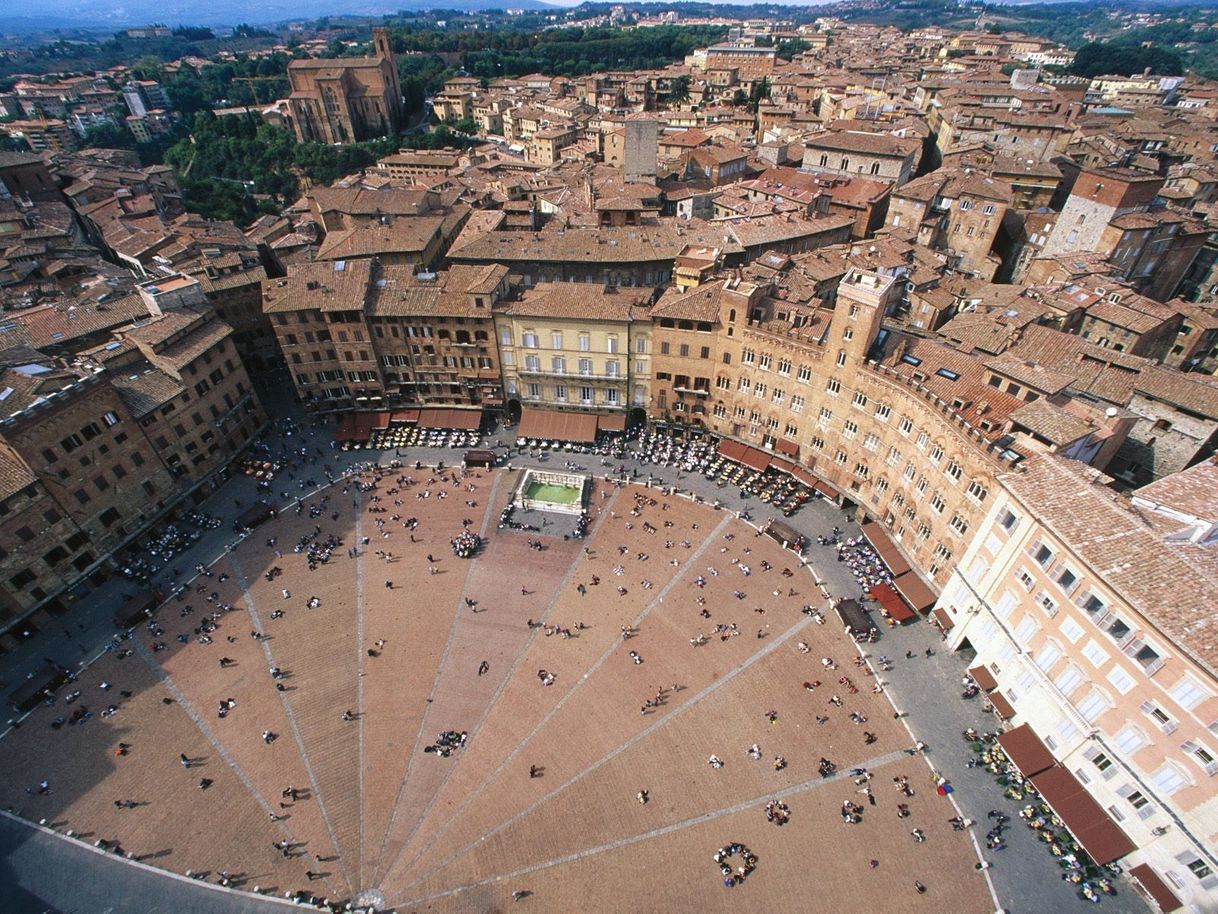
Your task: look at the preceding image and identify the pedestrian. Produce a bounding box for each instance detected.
[306,871,320,881]
[478,660,489,676]
[179,753,190,769]
[914,881,926,894]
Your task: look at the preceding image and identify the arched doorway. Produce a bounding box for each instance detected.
[506,399,522,424]
[628,407,648,432]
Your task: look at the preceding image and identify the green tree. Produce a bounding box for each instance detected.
[1069,41,1184,78]
[748,77,771,114]
[665,75,691,107]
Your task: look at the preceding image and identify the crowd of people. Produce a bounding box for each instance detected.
[836,538,895,591]
[450,530,481,558]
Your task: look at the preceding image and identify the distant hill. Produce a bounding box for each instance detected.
[3,0,557,30]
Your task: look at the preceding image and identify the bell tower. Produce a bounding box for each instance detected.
[372,27,404,132]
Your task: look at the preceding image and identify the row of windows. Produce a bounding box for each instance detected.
[509,381,634,406]
[510,331,645,354]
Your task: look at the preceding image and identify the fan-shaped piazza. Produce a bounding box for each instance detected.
[0,467,989,913]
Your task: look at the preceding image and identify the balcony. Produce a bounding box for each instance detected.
[673,385,711,397]
[517,366,624,382]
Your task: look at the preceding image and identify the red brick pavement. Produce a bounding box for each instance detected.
[0,474,991,912]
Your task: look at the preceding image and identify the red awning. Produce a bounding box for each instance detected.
[597,413,626,433]
[391,409,420,423]
[987,691,1016,720]
[869,583,915,623]
[931,606,955,630]
[769,456,794,474]
[518,408,598,443]
[1129,864,1183,912]
[717,439,749,464]
[371,411,391,430]
[893,570,937,613]
[740,447,772,472]
[996,723,1055,777]
[775,437,799,457]
[815,479,841,501]
[1030,766,1136,866]
[353,413,377,438]
[859,520,911,577]
[418,408,481,430]
[968,664,998,692]
[792,467,818,488]
[335,415,359,442]
[449,409,482,430]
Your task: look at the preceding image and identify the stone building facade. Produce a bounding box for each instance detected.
[287,28,404,144]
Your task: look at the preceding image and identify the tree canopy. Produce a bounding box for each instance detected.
[1069,41,1184,78]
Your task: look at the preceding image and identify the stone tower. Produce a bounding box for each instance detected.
[830,268,899,372]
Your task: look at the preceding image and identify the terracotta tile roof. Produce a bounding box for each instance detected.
[1008,397,1096,445]
[366,263,506,318]
[1002,453,1218,677]
[0,292,145,350]
[109,366,185,417]
[804,130,920,158]
[651,281,727,323]
[261,260,373,314]
[0,447,36,501]
[504,282,651,322]
[450,222,744,265]
[880,334,1027,439]
[985,352,1076,395]
[1007,324,1218,417]
[1134,457,1218,523]
[316,214,447,260]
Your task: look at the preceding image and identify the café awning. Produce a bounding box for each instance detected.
[987,691,1016,720]
[335,414,359,443]
[740,447,772,472]
[968,664,998,692]
[518,408,598,443]
[765,520,802,549]
[859,520,911,577]
[893,570,937,613]
[776,438,800,457]
[814,479,841,501]
[792,467,818,488]
[717,439,749,463]
[390,408,420,424]
[835,598,872,634]
[769,457,795,474]
[931,606,955,630]
[869,582,916,623]
[418,408,482,430]
[597,413,626,433]
[371,411,391,430]
[996,723,1055,777]
[1129,864,1183,912]
[1030,766,1136,866]
[463,449,496,467]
